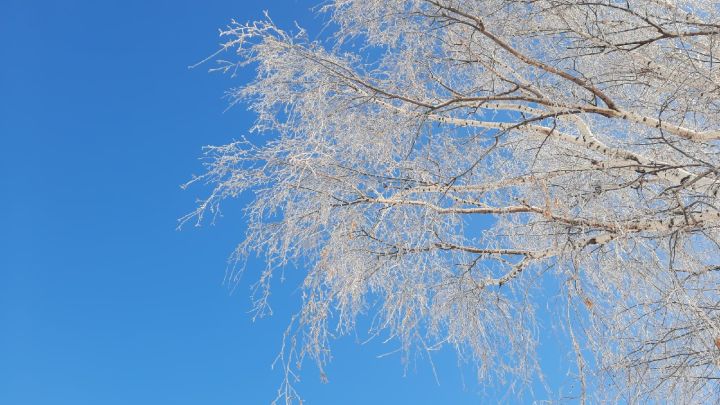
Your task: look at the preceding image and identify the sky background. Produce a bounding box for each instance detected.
[1,1,571,404]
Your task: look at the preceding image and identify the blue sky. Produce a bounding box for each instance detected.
[1,1,570,404]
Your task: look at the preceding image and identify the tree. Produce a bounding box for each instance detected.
[185,1,720,403]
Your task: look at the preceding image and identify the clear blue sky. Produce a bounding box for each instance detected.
[1,1,570,404]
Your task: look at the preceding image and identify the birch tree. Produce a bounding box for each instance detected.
[185,1,720,402]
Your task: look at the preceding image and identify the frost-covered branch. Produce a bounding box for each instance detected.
[187,1,720,403]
